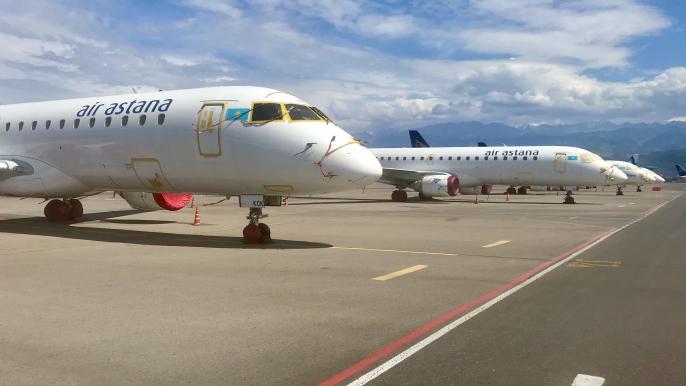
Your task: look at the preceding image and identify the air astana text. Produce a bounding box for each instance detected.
[484,149,540,156]
[76,99,173,117]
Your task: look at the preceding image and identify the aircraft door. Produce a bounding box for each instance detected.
[554,153,566,173]
[196,103,225,157]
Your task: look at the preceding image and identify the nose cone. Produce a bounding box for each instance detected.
[344,144,383,186]
[611,168,628,184]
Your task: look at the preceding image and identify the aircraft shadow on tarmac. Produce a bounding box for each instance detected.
[288,196,599,205]
[0,210,331,250]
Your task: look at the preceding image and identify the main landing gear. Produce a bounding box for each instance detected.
[517,186,528,195]
[506,186,517,195]
[44,198,83,222]
[391,190,408,202]
[616,186,624,196]
[243,207,272,244]
[636,186,642,192]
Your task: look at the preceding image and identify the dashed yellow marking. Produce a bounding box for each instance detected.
[568,259,621,268]
[332,247,457,256]
[373,265,428,281]
[482,240,511,248]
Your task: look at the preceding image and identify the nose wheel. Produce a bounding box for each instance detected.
[616,187,624,196]
[44,198,84,222]
[243,207,272,244]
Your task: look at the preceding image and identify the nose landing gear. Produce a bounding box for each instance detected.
[616,187,624,196]
[44,198,84,222]
[243,207,271,244]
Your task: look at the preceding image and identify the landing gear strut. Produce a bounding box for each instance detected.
[243,207,271,244]
[636,186,642,192]
[517,186,528,195]
[44,198,83,222]
[506,186,517,195]
[616,187,624,196]
[391,190,408,202]
[563,190,576,204]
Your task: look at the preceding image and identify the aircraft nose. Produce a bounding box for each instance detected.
[342,144,383,186]
[611,168,628,184]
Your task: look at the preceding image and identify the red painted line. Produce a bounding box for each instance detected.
[319,229,615,386]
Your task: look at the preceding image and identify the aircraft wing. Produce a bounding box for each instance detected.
[379,167,450,187]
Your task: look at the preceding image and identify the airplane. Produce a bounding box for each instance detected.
[676,164,686,179]
[606,160,653,193]
[372,143,628,202]
[404,130,623,198]
[626,154,666,185]
[0,86,382,243]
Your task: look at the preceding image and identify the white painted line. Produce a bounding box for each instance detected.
[373,265,428,281]
[345,194,681,386]
[617,204,626,208]
[569,216,578,220]
[332,246,457,257]
[482,240,510,248]
[572,374,605,386]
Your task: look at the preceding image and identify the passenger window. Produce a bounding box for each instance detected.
[158,113,165,125]
[484,156,489,160]
[475,156,480,160]
[439,156,443,160]
[420,156,425,160]
[523,156,528,160]
[448,156,452,160]
[251,103,283,122]
[59,119,65,129]
[429,156,433,160]
[403,156,407,160]
[45,120,51,130]
[503,156,507,160]
[105,117,112,127]
[466,156,470,160]
[89,118,96,128]
[533,156,538,160]
[493,156,498,160]
[5,122,9,131]
[411,156,415,160]
[121,116,129,126]
[73,119,80,129]
[457,156,461,160]
[31,121,37,131]
[513,156,518,160]
[139,115,147,126]
[18,122,24,131]
[286,104,321,121]
[395,157,399,160]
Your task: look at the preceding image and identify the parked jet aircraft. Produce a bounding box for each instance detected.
[396,130,627,200]
[0,86,382,242]
[372,143,627,201]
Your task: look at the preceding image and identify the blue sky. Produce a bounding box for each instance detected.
[0,0,685,131]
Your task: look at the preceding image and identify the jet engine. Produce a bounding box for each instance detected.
[414,175,459,197]
[120,192,193,211]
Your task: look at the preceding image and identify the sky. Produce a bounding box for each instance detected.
[0,0,685,132]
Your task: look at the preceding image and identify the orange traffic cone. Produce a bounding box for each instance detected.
[193,206,201,226]
[283,196,289,207]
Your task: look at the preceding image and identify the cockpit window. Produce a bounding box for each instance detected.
[286,104,322,121]
[251,103,283,122]
[311,106,331,122]
[580,153,602,163]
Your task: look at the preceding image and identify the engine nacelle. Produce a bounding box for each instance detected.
[120,192,193,211]
[415,175,459,197]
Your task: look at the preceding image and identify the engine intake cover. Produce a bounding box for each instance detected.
[120,192,193,211]
[418,175,459,197]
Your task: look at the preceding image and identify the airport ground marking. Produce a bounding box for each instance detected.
[572,374,605,386]
[373,265,428,281]
[320,194,682,386]
[482,240,511,248]
[569,216,578,220]
[331,246,457,257]
[568,259,621,268]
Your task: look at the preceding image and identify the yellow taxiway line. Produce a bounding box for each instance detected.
[373,265,428,281]
[331,246,457,256]
[482,240,511,248]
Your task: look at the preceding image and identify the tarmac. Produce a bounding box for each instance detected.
[0,184,683,385]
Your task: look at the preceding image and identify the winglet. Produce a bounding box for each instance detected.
[409,130,430,148]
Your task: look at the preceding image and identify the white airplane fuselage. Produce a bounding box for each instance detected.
[0,86,381,198]
[372,146,625,190]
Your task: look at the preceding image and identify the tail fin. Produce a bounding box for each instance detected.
[629,154,639,165]
[676,164,686,177]
[477,142,488,147]
[409,130,430,148]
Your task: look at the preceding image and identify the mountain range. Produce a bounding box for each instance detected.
[354,121,686,178]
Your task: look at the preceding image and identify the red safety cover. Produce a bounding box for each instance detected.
[152,193,193,211]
